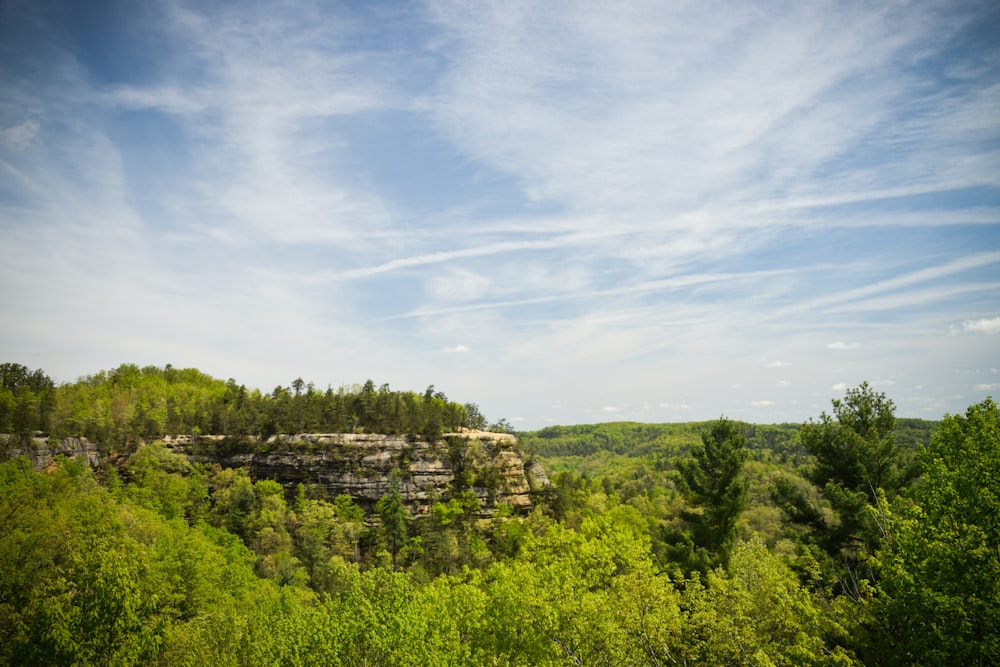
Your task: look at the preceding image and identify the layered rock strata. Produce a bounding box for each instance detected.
[167,430,548,514]
[2,430,548,515]
[2,434,101,470]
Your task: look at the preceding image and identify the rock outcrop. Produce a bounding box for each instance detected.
[167,430,548,515]
[2,429,549,515]
[1,434,101,470]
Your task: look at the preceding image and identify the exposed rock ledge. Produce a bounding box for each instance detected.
[1,434,101,471]
[165,430,548,515]
[2,430,549,516]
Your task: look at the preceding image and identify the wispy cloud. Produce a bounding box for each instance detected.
[316,233,599,282]
[0,121,41,150]
[0,0,997,427]
[386,268,793,320]
[426,0,988,223]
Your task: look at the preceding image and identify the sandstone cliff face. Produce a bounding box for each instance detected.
[166,430,548,515]
[2,430,548,515]
[1,435,101,470]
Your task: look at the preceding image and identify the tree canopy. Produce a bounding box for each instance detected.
[865,398,1000,666]
[1,366,993,666]
[1,363,497,451]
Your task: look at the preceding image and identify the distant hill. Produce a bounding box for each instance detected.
[519,418,938,461]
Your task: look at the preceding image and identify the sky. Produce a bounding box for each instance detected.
[1,0,998,429]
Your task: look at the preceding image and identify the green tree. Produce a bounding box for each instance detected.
[683,539,858,666]
[674,417,748,568]
[865,398,1000,666]
[0,363,55,439]
[463,402,488,430]
[125,442,208,522]
[376,469,410,569]
[775,382,914,584]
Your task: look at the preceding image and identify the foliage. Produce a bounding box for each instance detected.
[9,363,496,451]
[773,382,918,589]
[0,446,870,666]
[863,397,1000,666]
[673,417,749,570]
[2,366,977,667]
[520,420,705,458]
[376,469,410,570]
[0,363,55,441]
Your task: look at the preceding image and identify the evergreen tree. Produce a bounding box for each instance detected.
[675,417,748,568]
[774,382,916,592]
[376,469,410,569]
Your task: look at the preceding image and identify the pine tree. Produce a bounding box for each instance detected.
[376,469,410,569]
[676,417,748,567]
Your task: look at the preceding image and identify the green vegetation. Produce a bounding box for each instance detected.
[866,398,1000,666]
[0,363,498,455]
[673,418,748,570]
[0,363,56,440]
[774,382,918,594]
[0,362,996,666]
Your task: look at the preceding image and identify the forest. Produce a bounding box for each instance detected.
[0,362,499,448]
[0,362,998,666]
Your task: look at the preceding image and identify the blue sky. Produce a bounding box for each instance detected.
[1,0,998,429]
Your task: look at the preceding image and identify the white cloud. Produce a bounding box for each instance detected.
[827,341,862,350]
[752,400,775,407]
[963,317,1000,334]
[975,383,999,391]
[832,383,848,391]
[602,405,620,412]
[0,0,996,430]
[0,120,40,150]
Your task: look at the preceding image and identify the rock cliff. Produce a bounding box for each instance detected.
[166,430,548,515]
[1,434,101,470]
[2,430,548,515]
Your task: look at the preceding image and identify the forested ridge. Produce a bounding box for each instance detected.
[0,362,500,450]
[1,362,998,666]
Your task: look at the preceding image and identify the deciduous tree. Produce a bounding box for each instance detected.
[866,398,1000,666]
